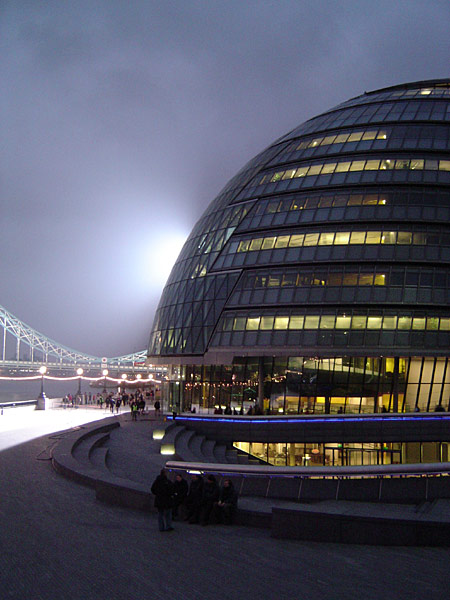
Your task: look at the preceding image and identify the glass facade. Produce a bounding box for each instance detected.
[148,79,450,431]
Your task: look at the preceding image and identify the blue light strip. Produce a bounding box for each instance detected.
[168,413,450,425]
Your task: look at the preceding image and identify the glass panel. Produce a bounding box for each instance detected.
[289,234,304,247]
[238,240,250,252]
[343,273,358,285]
[367,316,382,329]
[398,317,412,330]
[350,232,366,244]
[275,236,290,248]
[336,316,351,329]
[397,232,412,245]
[334,232,350,245]
[304,316,320,328]
[412,317,426,330]
[321,163,337,174]
[382,231,397,244]
[383,316,397,329]
[440,319,450,331]
[308,165,323,175]
[352,316,367,329]
[246,317,261,330]
[320,315,336,329]
[426,317,439,331]
[374,273,387,285]
[304,233,319,246]
[260,316,274,330]
[359,274,374,285]
[318,232,335,245]
[233,317,246,330]
[362,130,377,140]
[262,237,276,250]
[350,160,366,171]
[365,160,380,170]
[335,162,351,172]
[274,316,289,329]
[249,238,263,251]
[365,231,381,244]
[348,132,363,141]
[289,316,304,329]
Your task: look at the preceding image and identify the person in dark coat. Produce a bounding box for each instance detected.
[212,479,238,524]
[151,469,175,532]
[199,474,220,525]
[185,474,203,524]
[172,474,188,519]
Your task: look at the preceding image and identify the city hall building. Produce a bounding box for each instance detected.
[148,79,450,467]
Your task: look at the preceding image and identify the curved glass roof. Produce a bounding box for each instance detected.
[148,79,450,361]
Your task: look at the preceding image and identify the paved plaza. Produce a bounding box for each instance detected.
[1,406,449,599]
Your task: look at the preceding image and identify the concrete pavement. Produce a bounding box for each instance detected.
[1,406,450,599]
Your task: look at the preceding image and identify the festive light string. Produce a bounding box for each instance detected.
[0,374,160,384]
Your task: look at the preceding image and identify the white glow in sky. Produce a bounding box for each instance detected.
[147,232,187,287]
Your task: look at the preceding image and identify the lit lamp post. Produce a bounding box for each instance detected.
[36,365,47,410]
[102,369,108,394]
[76,368,84,403]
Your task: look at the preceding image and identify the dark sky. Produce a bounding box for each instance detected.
[1,0,449,358]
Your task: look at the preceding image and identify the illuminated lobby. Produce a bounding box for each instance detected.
[148,79,450,468]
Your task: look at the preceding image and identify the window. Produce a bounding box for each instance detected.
[289,316,304,329]
[274,316,289,329]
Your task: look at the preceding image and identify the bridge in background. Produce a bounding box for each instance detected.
[0,303,164,376]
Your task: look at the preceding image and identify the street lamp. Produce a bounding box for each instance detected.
[36,365,47,410]
[102,369,108,394]
[76,368,84,403]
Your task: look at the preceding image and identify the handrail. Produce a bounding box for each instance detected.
[165,460,450,478]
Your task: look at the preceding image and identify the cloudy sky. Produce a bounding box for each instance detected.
[1,0,449,357]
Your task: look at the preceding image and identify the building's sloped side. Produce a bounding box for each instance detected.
[149,79,450,364]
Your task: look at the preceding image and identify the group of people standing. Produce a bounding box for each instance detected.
[151,469,238,532]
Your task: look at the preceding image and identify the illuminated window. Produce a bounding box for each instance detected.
[246,317,261,330]
[261,237,276,250]
[336,316,351,329]
[348,132,363,142]
[260,316,274,330]
[304,233,320,246]
[383,316,397,329]
[364,160,380,170]
[321,163,337,174]
[412,318,426,330]
[365,231,381,244]
[233,317,246,330]
[398,317,412,330]
[249,238,263,251]
[334,232,350,245]
[304,316,320,329]
[319,232,335,245]
[238,240,250,252]
[374,273,386,286]
[440,319,450,331]
[426,318,439,331]
[275,236,290,248]
[289,316,304,329]
[274,316,289,329]
[289,234,304,247]
[367,316,382,329]
[350,160,366,172]
[397,232,412,245]
[352,316,367,329]
[335,162,351,172]
[320,315,335,329]
[350,231,366,244]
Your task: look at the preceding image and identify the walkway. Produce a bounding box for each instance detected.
[1,406,449,599]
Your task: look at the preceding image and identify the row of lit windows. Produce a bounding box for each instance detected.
[288,128,387,151]
[222,314,450,332]
[259,158,450,185]
[239,268,450,290]
[233,230,435,254]
[258,192,387,213]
